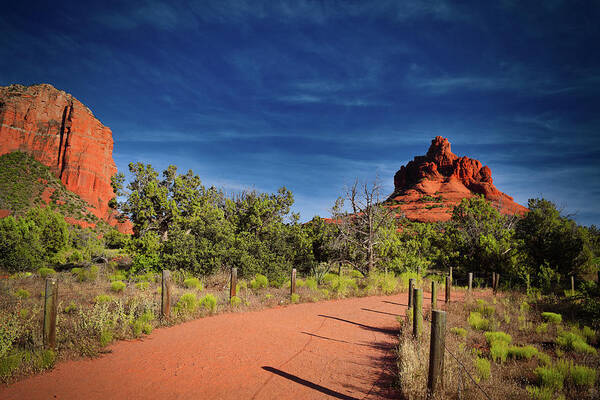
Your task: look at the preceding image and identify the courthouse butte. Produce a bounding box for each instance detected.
[387,136,527,222]
[0,83,131,232]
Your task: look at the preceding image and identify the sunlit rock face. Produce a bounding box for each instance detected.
[388,136,527,222]
[0,83,131,232]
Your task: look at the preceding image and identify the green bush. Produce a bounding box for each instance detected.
[581,326,595,342]
[36,349,55,370]
[535,365,564,390]
[526,386,558,400]
[474,357,490,381]
[484,331,512,345]
[508,345,538,360]
[250,274,268,290]
[476,299,495,317]
[541,312,562,324]
[64,302,78,313]
[176,293,197,313]
[95,294,113,304]
[556,331,597,354]
[110,281,126,293]
[99,330,113,347]
[570,364,597,387]
[199,294,217,313]
[131,311,154,337]
[0,353,21,379]
[327,275,358,298]
[109,273,126,282]
[304,278,318,290]
[14,288,30,299]
[536,323,548,334]
[135,282,149,291]
[183,277,203,290]
[490,340,509,363]
[291,293,300,303]
[450,327,468,338]
[468,312,489,331]
[230,296,242,307]
[38,268,56,278]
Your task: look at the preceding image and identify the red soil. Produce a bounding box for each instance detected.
[0,291,474,399]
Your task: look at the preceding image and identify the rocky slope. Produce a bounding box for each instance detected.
[0,83,130,232]
[387,136,527,222]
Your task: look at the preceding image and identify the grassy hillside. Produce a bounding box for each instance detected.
[0,152,104,227]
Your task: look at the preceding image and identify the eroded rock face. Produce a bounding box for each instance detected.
[388,136,527,222]
[0,84,131,232]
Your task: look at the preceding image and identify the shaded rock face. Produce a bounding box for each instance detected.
[389,136,527,222]
[0,84,130,232]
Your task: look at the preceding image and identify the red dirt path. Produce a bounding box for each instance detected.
[0,292,455,400]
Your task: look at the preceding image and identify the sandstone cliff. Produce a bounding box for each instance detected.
[387,136,527,222]
[0,83,130,232]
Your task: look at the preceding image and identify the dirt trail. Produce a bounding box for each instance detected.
[0,292,450,400]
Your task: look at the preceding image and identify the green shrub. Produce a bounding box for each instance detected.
[476,299,495,317]
[508,345,538,360]
[19,309,29,318]
[537,352,551,366]
[535,365,564,390]
[99,330,113,347]
[183,277,203,290]
[450,327,468,338]
[304,278,318,290]
[541,312,562,324]
[484,331,512,345]
[581,326,595,342]
[322,273,338,284]
[526,386,558,400]
[131,311,154,336]
[38,268,56,278]
[110,281,126,293]
[14,288,30,299]
[468,312,490,331]
[250,274,268,290]
[135,282,149,291]
[176,293,197,313]
[0,353,21,379]
[230,296,242,307]
[109,273,126,282]
[36,349,56,370]
[199,294,217,313]
[291,293,300,304]
[474,357,490,381]
[95,294,113,304]
[64,302,78,313]
[556,331,597,354]
[570,364,597,387]
[296,279,305,288]
[327,275,358,298]
[349,270,363,279]
[490,340,509,363]
[536,323,548,334]
[236,280,247,292]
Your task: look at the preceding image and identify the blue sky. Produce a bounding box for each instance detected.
[2,1,599,225]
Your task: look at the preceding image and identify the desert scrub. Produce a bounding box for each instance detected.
[131,311,154,337]
[508,345,538,360]
[484,331,512,345]
[304,278,318,290]
[535,364,564,390]
[95,294,113,304]
[328,275,358,298]
[183,277,203,290]
[475,299,495,317]
[176,293,197,313]
[99,330,113,347]
[397,336,428,399]
[526,385,562,400]
[135,282,149,291]
[570,364,597,387]
[109,273,126,282]
[0,314,20,359]
[236,280,247,292]
[250,274,268,290]
[468,312,490,331]
[38,267,56,278]
[230,296,242,307]
[14,288,30,299]
[536,323,548,334]
[367,272,398,295]
[64,302,78,313]
[556,330,597,354]
[450,327,468,338]
[474,357,490,381]
[199,294,217,313]
[490,340,509,363]
[541,312,562,324]
[290,293,300,304]
[110,281,126,293]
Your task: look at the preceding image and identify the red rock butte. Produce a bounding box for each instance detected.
[0,83,131,232]
[387,136,527,222]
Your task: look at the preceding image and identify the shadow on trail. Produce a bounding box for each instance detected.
[381,300,408,307]
[361,308,401,317]
[261,367,360,400]
[300,332,393,350]
[318,315,398,335]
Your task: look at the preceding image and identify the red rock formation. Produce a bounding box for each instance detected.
[0,84,131,233]
[388,136,527,222]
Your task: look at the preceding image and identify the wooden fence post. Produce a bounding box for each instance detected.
[431,281,437,310]
[571,275,575,296]
[449,267,453,281]
[526,273,530,295]
[492,272,496,290]
[408,278,415,308]
[494,273,500,295]
[468,272,473,293]
[230,267,237,300]
[161,270,171,319]
[413,288,423,339]
[43,278,58,349]
[445,275,451,303]
[291,268,297,297]
[427,310,446,399]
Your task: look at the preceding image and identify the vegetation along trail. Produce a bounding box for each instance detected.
[0,291,463,400]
